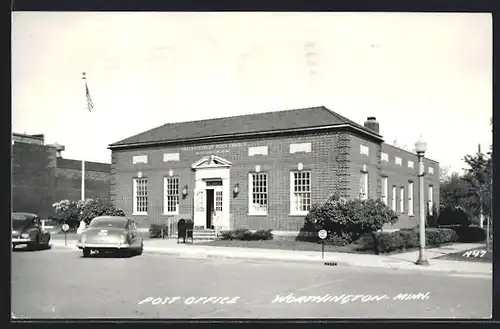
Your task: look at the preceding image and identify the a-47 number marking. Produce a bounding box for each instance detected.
[462,250,487,258]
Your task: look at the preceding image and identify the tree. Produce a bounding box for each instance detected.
[462,148,492,221]
[439,173,474,212]
[439,166,451,183]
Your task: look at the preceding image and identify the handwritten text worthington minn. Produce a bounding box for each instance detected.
[271,292,430,304]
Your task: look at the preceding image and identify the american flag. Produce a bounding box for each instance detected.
[82,72,94,111]
[85,82,94,111]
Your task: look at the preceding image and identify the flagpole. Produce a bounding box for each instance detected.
[81,72,87,201]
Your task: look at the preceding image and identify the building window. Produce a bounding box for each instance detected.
[248,146,268,156]
[381,176,388,205]
[408,181,414,216]
[395,157,402,166]
[428,185,434,215]
[289,142,312,154]
[215,190,223,212]
[132,155,148,164]
[290,171,311,214]
[133,178,148,214]
[381,152,389,162]
[164,177,179,214]
[359,171,368,200]
[408,160,414,169]
[249,173,268,215]
[360,145,369,156]
[428,167,434,174]
[391,186,397,211]
[163,153,180,162]
[400,186,405,213]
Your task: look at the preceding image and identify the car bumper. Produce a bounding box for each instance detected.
[76,242,131,250]
[12,238,32,245]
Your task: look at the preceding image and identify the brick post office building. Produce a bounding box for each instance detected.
[108,106,439,231]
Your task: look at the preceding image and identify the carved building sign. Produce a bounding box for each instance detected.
[181,142,248,155]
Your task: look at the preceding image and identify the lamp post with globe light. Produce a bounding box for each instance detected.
[415,136,429,266]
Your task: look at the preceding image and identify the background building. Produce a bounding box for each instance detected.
[12,133,111,218]
[108,106,440,231]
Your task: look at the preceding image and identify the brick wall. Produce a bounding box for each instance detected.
[112,131,352,230]
[111,130,440,231]
[11,142,111,218]
[12,143,57,218]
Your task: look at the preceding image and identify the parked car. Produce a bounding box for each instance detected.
[77,216,143,257]
[12,212,51,250]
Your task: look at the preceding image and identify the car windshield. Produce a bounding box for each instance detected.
[12,213,30,221]
[89,218,127,229]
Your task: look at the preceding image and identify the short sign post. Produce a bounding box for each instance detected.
[62,223,69,247]
[318,229,327,260]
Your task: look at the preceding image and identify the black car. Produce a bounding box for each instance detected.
[12,212,51,250]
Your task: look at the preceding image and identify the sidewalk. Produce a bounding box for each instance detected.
[50,239,492,276]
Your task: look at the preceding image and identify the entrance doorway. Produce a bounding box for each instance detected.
[206,189,214,229]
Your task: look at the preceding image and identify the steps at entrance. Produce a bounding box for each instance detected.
[193,229,217,241]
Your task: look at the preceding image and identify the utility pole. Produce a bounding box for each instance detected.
[478,144,484,229]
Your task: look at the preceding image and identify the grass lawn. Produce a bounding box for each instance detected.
[435,245,493,263]
[195,239,377,254]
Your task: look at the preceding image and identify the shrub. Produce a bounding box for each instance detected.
[50,199,81,229]
[149,224,167,238]
[219,228,273,241]
[398,229,419,249]
[295,228,318,242]
[450,225,486,243]
[324,232,352,246]
[437,206,471,227]
[378,231,405,253]
[425,228,459,246]
[79,198,125,225]
[361,228,459,254]
[302,194,398,244]
[253,229,273,240]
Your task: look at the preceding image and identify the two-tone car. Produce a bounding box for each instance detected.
[77,216,144,257]
[12,212,51,250]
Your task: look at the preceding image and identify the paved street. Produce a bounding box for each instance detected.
[12,246,491,319]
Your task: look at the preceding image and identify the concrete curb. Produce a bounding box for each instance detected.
[48,242,492,276]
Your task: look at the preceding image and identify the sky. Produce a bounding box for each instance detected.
[12,12,492,174]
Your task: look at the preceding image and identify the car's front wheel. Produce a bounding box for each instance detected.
[28,235,39,251]
[82,248,91,257]
[137,243,143,255]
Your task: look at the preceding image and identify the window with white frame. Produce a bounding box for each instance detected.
[428,167,434,174]
[408,181,414,216]
[428,185,434,215]
[290,171,311,214]
[395,156,402,166]
[408,160,414,169]
[381,152,389,162]
[164,177,179,214]
[400,186,405,213]
[133,178,148,214]
[359,171,368,200]
[391,186,397,211]
[360,145,369,156]
[249,173,268,215]
[381,176,388,205]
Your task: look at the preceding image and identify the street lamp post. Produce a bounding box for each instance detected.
[415,136,429,266]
